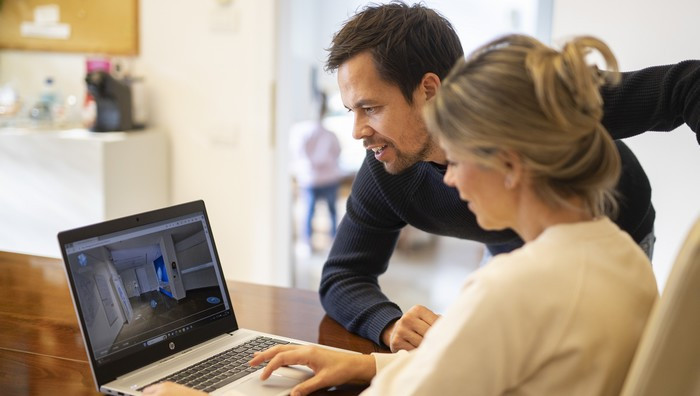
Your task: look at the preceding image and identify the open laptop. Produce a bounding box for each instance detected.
[58,200,317,395]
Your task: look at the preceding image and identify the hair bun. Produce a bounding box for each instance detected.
[526,36,619,132]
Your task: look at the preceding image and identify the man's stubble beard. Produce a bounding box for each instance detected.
[382,135,437,175]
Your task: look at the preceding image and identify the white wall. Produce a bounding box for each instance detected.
[139,0,279,285]
[552,0,700,290]
[0,0,280,285]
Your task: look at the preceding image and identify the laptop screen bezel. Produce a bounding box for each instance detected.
[58,200,240,388]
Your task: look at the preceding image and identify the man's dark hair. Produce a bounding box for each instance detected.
[326,1,464,104]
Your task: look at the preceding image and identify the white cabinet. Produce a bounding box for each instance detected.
[0,128,169,258]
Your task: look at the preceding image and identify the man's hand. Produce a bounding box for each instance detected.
[381,305,440,352]
[249,345,376,396]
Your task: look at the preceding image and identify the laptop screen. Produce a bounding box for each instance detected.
[61,206,233,368]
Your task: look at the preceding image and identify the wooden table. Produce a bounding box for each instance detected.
[0,251,387,395]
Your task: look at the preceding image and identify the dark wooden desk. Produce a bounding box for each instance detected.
[0,251,386,395]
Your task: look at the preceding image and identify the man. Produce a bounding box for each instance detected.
[320,2,700,352]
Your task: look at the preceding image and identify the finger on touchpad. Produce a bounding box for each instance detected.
[273,366,313,380]
[224,367,312,396]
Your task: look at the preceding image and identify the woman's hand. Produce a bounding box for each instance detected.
[142,381,207,395]
[249,344,376,396]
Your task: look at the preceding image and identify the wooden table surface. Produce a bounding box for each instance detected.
[0,251,387,395]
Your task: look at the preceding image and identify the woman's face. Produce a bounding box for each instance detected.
[442,145,517,231]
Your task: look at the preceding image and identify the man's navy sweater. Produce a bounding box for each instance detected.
[320,61,700,346]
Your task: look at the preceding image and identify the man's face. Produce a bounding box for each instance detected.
[337,52,441,174]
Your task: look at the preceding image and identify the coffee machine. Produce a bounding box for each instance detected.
[85,70,133,132]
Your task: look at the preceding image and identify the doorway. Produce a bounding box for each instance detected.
[274,0,552,310]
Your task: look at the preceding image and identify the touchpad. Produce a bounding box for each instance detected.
[222,366,313,396]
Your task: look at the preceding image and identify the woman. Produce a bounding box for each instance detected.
[145,34,658,396]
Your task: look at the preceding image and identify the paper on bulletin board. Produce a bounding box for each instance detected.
[19,4,71,39]
[20,22,71,39]
[0,0,139,55]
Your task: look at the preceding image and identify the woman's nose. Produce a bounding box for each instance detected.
[443,168,455,187]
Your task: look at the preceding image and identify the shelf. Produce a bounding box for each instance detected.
[0,128,169,257]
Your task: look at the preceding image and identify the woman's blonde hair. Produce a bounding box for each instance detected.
[424,34,622,217]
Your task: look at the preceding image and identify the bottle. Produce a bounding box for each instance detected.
[55,94,80,128]
[82,92,97,129]
[40,77,58,108]
[29,77,62,127]
[0,83,21,121]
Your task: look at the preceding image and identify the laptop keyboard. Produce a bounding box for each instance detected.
[139,336,293,393]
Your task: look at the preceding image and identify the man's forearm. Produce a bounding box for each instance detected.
[320,266,403,344]
[601,60,700,141]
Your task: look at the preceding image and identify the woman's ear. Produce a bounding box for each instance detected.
[500,150,524,190]
[421,72,441,101]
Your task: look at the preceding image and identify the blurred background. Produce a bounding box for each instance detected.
[0,0,697,314]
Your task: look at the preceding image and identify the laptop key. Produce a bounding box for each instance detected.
[137,337,291,392]
[210,369,251,389]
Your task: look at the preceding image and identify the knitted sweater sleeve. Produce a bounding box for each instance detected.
[319,156,406,345]
[601,60,700,143]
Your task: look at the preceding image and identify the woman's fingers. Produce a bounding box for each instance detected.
[249,344,300,366]
[249,345,313,380]
[249,344,374,393]
[290,374,333,396]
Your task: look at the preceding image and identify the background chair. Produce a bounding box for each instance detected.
[620,216,700,395]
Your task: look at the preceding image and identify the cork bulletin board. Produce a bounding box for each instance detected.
[0,0,139,55]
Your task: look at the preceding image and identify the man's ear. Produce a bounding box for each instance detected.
[421,72,441,101]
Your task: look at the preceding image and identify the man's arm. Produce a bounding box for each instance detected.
[602,60,700,143]
[319,156,406,345]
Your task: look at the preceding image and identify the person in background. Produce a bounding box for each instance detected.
[144,33,659,396]
[319,2,699,353]
[289,92,344,252]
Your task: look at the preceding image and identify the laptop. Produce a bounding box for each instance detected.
[58,200,319,396]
